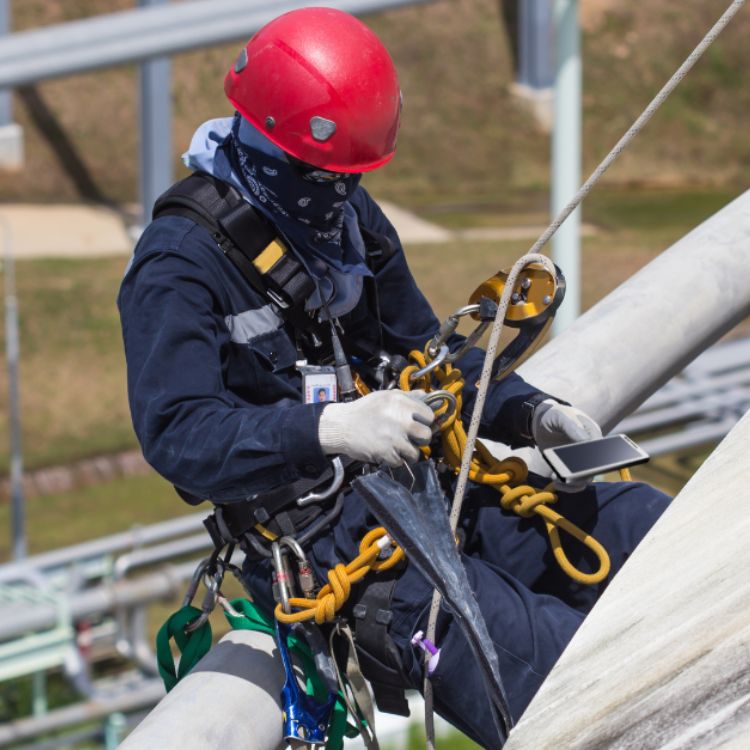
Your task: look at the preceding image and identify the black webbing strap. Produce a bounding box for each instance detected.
[351,573,411,717]
[153,171,315,315]
[203,462,341,547]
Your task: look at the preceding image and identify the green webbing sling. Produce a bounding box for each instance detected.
[156,598,358,750]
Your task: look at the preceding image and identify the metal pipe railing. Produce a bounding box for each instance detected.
[0,513,206,584]
[0,0,434,89]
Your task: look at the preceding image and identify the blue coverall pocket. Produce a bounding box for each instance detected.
[246,329,297,373]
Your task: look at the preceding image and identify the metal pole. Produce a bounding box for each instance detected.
[518,0,554,90]
[0,0,10,124]
[551,0,581,334]
[2,216,26,560]
[139,0,172,229]
[104,712,127,750]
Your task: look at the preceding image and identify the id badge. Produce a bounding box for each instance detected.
[298,364,338,404]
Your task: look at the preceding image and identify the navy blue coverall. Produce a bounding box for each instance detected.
[118,183,670,748]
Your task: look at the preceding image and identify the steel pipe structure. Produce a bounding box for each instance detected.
[0,679,165,747]
[0,512,206,585]
[115,192,750,749]
[518,187,750,431]
[0,0,433,90]
[504,404,750,749]
[0,561,198,642]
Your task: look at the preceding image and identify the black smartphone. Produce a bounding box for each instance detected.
[541,433,650,483]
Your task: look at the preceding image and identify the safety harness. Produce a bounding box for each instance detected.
[153,173,610,747]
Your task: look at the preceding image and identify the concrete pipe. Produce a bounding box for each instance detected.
[119,629,286,750]
[518,188,750,431]
[504,406,750,749]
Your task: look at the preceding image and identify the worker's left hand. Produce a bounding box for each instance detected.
[531,399,602,449]
[532,399,602,491]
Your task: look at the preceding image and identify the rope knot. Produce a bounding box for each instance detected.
[500,485,556,517]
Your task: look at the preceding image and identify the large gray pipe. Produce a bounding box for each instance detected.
[119,630,286,750]
[503,405,750,749]
[517,188,750,431]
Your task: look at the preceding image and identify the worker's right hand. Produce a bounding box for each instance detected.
[318,390,435,467]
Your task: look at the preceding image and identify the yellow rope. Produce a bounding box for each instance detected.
[275,527,404,624]
[400,346,611,585]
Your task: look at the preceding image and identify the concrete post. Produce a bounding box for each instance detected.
[504,405,750,749]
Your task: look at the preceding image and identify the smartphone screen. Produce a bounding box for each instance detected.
[543,434,649,480]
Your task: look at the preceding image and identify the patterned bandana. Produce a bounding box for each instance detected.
[182,115,372,318]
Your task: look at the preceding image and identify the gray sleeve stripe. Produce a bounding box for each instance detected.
[224,305,283,343]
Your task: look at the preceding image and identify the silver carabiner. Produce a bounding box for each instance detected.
[410,344,450,382]
[297,456,345,507]
[184,566,222,634]
[422,389,458,432]
[271,541,292,615]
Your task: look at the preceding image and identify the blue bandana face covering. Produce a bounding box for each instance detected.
[183,115,371,318]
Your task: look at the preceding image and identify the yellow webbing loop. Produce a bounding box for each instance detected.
[275,527,404,625]
[400,346,611,586]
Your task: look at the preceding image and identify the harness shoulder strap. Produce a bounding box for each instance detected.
[153,171,316,312]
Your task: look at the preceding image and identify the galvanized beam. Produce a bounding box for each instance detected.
[0,0,434,90]
[550,0,582,334]
[139,0,172,226]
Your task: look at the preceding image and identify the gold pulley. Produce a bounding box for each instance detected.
[423,261,565,380]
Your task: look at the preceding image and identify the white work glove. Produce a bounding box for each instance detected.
[318,390,434,468]
[532,399,602,491]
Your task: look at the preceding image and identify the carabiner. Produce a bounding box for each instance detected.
[297,457,345,507]
[271,541,292,615]
[184,565,223,634]
[276,619,337,747]
[410,344,450,382]
[422,389,458,432]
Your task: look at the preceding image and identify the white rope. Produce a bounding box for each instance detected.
[422,0,747,746]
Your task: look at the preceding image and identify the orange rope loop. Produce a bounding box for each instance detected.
[401,347,611,586]
[275,527,404,625]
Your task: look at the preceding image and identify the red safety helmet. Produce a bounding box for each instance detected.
[224,7,402,173]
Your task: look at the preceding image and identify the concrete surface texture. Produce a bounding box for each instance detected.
[0,203,132,257]
[503,406,750,750]
[119,629,286,750]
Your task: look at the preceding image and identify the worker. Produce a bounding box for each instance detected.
[117,8,670,747]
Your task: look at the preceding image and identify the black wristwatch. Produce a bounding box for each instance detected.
[519,393,550,442]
